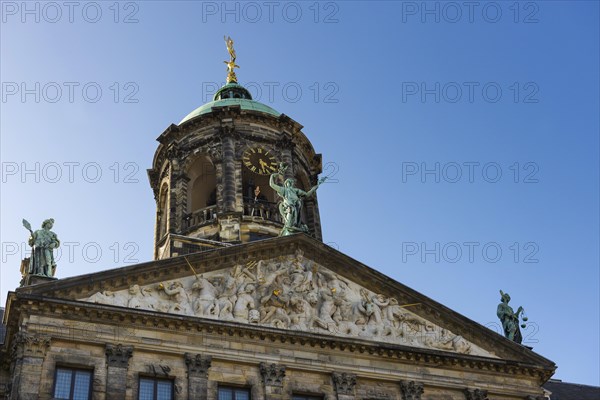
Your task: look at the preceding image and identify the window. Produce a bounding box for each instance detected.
[293,396,322,400]
[138,377,173,400]
[53,367,92,400]
[218,386,251,400]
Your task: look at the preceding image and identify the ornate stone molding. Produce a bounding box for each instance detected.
[259,362,286,387]
[400,380,424,400]
[184,353,212,378]
[105,344,133,368]
[464,388,488,400]
[332,372,356,396]
[11,332,50,359]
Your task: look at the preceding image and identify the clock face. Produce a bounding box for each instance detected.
[242,146,278,175]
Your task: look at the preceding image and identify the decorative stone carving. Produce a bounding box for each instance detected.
[11,332,50,358]
[400,380,424,400]
[259,362,286,387]
[332,372,356,396]
[105,344,133,368]
[184,353,212,378]
[464,388,488,400]
[79,254,490,356]
[146,364,171,376]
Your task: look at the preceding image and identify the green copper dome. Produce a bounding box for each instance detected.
[179,83,281,125]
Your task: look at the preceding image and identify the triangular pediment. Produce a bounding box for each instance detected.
[14,234,555,368]
[77,252,492,357]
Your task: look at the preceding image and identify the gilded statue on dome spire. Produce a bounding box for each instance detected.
[224,35,239,84]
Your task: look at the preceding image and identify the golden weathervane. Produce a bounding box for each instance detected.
[224,35,239,84]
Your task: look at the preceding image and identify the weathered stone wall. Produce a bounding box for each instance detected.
[3,313,547,400]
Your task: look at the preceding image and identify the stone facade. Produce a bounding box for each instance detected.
[1,235,555,400]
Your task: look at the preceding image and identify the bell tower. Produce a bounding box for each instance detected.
[148,37,324,260]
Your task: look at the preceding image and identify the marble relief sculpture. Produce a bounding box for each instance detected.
[81,251,487,356]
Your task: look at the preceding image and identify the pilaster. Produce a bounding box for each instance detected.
[259,362,286,400]
[332,372,356,400]
[400,380,424,400]
[185,353,211,400]
[105,344,133,398]
[464,388,489,400]
[9,332,50,400]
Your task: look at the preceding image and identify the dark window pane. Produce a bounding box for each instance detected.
[54,369,73,399]
[156,380,173,400]
[72,371,91,400]
[139,378,155,400]
[54,368,92,400]
[235,389,250,400]
[218,388,233,400]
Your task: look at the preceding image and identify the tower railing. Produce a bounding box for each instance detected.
[242,197,282,223]
[185,205,217,230]
[184,199,295,231]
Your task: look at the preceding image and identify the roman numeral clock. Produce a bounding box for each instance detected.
[242,146,278,175]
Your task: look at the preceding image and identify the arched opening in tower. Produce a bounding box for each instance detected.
[157,182,169,239]
[187,154,217,226]
[241,169,278,221]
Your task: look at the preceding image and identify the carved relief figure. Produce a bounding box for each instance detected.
[260,289,291,328]
[158,281,192,314]
[191,276,219,317]
[233,284,256,321]
[127,285,146,309]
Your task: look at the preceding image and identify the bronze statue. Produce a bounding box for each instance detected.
[23,218,60,277]
[497,290,527,344]
[269,163,326,236]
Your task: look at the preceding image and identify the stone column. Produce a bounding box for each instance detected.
[105,344,133,398]
[399,380,424,400]
[464,388,488,400]
[9,332,50,400]
[332,372,356,400]
[171,172,190,233]
[259,362,286,400]
[277,136,294,182]
[184,353,211,399]
[220,130,237,213]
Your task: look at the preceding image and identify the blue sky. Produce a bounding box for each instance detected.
[1,0,599,386]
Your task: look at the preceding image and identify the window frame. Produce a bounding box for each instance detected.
[137,375,174,400]
[217,384,252,400]
[52,366,93,400]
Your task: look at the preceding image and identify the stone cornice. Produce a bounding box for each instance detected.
[2,292,554,384]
